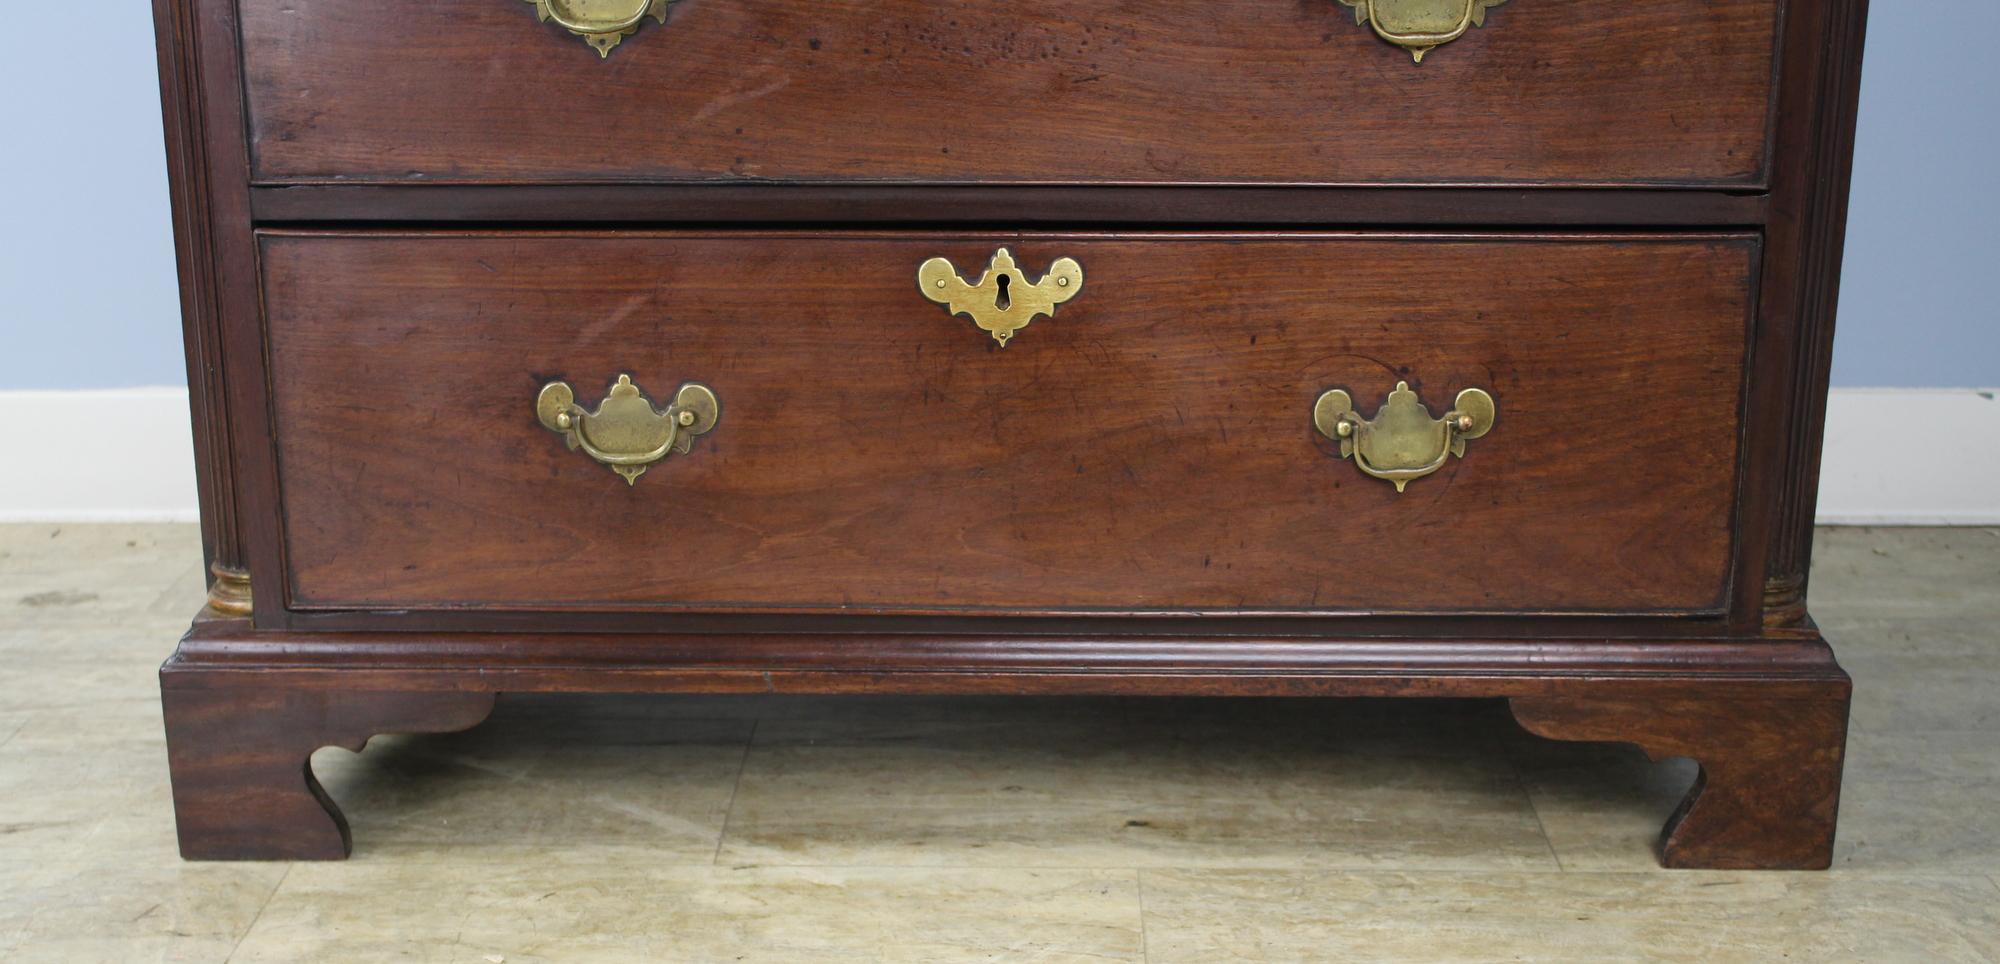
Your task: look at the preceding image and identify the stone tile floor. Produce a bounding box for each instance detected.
[0,524,1995,962]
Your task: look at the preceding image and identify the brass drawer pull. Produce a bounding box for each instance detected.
[522,0,672,58]
[919,248,1084,347]
[1336,0,1507,62]
[1313,381,1496,492]
[536,374,718,484]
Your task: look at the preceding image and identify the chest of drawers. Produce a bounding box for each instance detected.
[155,0,1866,869]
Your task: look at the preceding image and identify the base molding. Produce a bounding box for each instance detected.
[162,621,1850,867]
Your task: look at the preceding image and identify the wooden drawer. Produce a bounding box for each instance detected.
[261,231,1754,617]
[240,0,1779,187]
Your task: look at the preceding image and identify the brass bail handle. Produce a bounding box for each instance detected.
[536,374,719,485]
[1313,381,1496,492]
[919,248,1084,347]
[1335,0,1507,62]
[522,0,672,57]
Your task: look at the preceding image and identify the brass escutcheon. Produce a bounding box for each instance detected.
[536,374,718,484]
[919,248,1084,347]
[1313,381,1496,492]
[1335,0,1507,62]
[521,0,673,57]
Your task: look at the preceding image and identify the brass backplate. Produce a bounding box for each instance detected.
[1314,381,1496,492]
[523,0,672,57]
[919,248,1084,347]
[536,374,719,484]
[1335,0,1507,62]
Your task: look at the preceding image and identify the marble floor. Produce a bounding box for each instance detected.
[1,524,1996,962]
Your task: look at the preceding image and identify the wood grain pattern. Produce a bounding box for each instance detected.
[261,232,1753,616]
[239,0,1779,186]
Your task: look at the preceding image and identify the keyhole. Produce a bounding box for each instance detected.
[994,274,1012,311]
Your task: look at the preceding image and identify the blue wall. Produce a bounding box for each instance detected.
[0,3,1993,389]
[1833,0,2000,387]
[0,14,184,390]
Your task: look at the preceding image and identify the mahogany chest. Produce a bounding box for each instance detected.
[155,0,1867,868]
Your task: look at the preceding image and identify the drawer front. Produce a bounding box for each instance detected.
[241,0,1778,187]
[263,232,1752,616]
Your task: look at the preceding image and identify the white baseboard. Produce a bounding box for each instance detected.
[0,389,200,523]
[0,387,1994,525]
[1815,388,2000,525]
